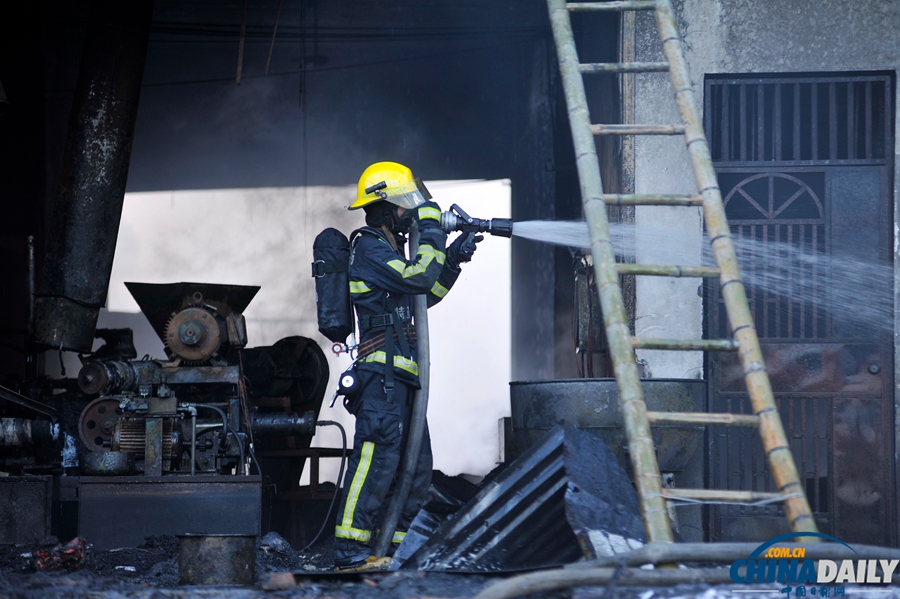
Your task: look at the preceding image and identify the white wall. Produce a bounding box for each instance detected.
[100,180,511,483]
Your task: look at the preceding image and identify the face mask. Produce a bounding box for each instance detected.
[393,206,414,233]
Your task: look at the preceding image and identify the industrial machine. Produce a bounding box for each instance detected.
[76,282,326,477]
[0,282,329,549]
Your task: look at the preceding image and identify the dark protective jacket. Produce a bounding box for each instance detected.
[348,205,460,385]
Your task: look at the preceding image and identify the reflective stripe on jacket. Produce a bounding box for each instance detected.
[349,222,459,383]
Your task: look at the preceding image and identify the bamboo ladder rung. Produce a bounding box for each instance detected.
[567,1,657,11]
[647,411,760,427]
[662,488,787,503]
[580,62,669,74]
[631,337,739,351]
[616,264,720,278]
[603,194,703,206]
[591,123,685,136]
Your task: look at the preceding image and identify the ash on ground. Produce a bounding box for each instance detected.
[3,534,884,599]
[0,532,314,588]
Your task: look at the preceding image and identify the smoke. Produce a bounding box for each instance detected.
[128,2,543,192]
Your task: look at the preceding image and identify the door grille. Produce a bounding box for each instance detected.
[706,75,890,164]
[714,171,826,341]
[706,73,894,538]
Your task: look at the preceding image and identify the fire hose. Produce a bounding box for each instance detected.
[373,205,511,557]
[372,222,432,558]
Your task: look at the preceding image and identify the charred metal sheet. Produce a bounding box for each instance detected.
[34,0,154,352]
[0,476,52,544]
[78,475,261,549]
[562,422,646,558]
[390,508,447,570]
[401,423,644,572]
[125,282,260,345]
[390,472,483,570]
[509,379,705,472]
[0,384,57,419]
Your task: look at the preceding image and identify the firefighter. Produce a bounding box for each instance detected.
[333,162,481,572]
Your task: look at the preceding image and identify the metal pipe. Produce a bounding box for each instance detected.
[191,416,197,476]
[590,124,685,135]
[0,418,52,446]
[647,411,759,427]
[631,336,737,351]
[26,235,34,338]
[547,0,672,544]
[474,567,732,599]
[567,1,656,10]
[190,410,197,477]
[579,62,669,74]
[570,541,900,571]
[655,0,816,535]
[0,385,57,419]
[33,0,154,352]
[615,264,720,278]
[373,222,432,557]
[662,488,786,503]
[250,412,316,437]
[236,0,248,85]
[602,194,702,206]
[26,235,36,378]
[264,0,283,75]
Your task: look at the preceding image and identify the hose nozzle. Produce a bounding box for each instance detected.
[440,204,513,238]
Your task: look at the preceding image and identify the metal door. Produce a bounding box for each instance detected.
[704,74,894,545]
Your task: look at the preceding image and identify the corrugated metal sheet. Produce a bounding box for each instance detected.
[401,423,644,572]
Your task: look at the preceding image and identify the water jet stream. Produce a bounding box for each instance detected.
[512,220,892,338]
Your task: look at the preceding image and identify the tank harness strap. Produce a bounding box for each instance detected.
[311,259,348,278]
[357,296,412,403]
[357,325,417,358]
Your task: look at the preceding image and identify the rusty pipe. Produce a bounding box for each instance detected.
[33,0,154,352]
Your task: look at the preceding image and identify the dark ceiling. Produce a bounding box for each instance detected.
[124,0,548,190]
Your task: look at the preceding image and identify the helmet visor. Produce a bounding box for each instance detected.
[381,178,432,210]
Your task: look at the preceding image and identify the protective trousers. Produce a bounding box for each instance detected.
[333,369,433,565]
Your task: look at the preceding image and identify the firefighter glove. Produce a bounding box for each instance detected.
[447,232,483,267]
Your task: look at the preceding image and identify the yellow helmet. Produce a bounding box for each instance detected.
[349,161,431,210]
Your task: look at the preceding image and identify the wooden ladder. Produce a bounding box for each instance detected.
[546,0,818,542]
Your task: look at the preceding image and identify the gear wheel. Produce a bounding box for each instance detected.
[165,305,223,363]
[78,397,124,452]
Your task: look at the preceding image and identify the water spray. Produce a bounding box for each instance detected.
[440,203,514,238]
